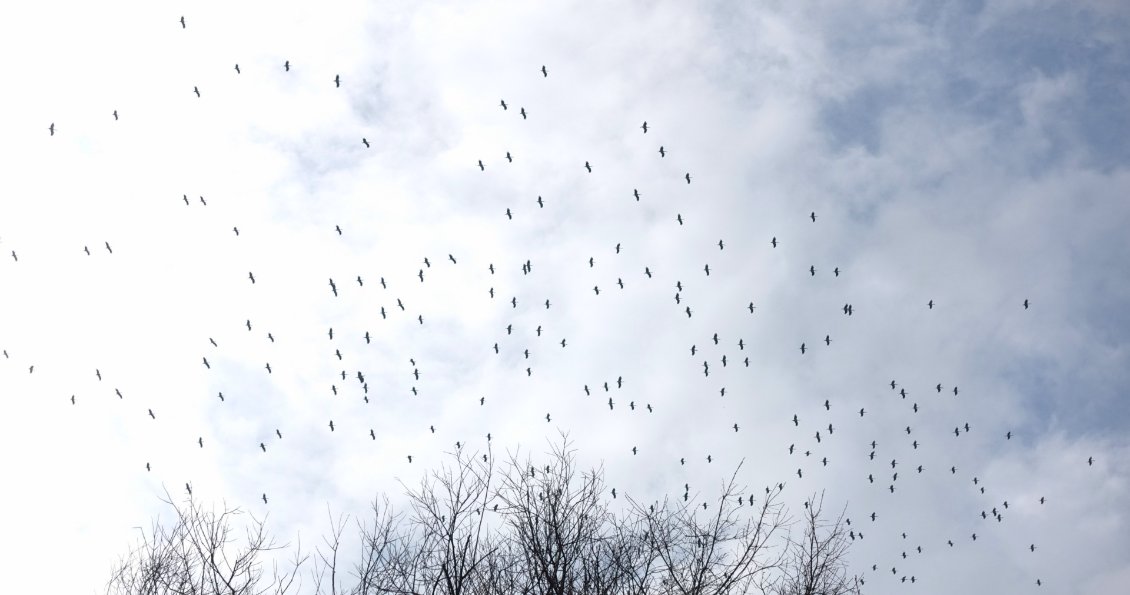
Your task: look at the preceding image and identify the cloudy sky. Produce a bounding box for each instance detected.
[1,0,1129,592]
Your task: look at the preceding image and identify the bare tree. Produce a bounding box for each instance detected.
[772,492,861,595]
[112,446,861,595]
[400,445,498,595]
[494,435,633,595]
[638,462,787,595]
[107,488,307,595]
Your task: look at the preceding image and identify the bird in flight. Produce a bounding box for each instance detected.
[520,107,527,119]
[1024,299,1030,309]
[500,99,507,110]
[641,121,648,133]
[284,60,290,71]
[541,65,548,77]
[584,161,592,173]
[537,196,544,208]
[362,138,369,148]
[928,300,934,309]
[234,64,241,74]
[262,494,268,504]
[659,146,666,157]
[685,173,691,184]
[334,74,341,87]
[180,16,185,28]
[193,86,200,98]
[329,420,335,431]
[800,343,807,354]
[48,123,55,136]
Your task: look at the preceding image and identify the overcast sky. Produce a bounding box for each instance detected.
[1,1,1129,593]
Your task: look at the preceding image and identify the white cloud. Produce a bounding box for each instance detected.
[1,1,1128,593]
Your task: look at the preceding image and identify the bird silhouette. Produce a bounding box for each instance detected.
[641,121,648,133]
[179,16,185,28]
[541,65,547,77]
[584,161,592,173]
[334,74,341,87]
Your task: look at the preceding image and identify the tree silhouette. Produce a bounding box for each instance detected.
[108,438,859,595]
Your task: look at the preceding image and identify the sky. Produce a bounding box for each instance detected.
[1,0,1129,593]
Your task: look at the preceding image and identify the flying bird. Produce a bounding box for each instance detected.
[685,173,691,184]
[541,65,547,77]
[500,99,507,110]
[362,138,369,148]
[284,60,290,71]
[641,121,648,133]
[584,161,592,173]
[49,123,55,136]
[179,16,185,28]
[234,64,240,74]
[520,107,527,119]
[659,146,666,157]
[193,86,200,98]
[334,74,341,87]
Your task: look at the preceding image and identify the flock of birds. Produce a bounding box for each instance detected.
[3,13,1091,593]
